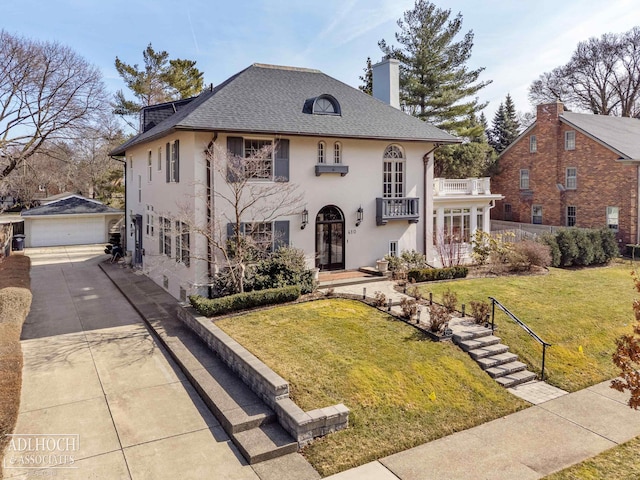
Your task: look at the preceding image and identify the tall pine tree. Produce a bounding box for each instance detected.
[488,94,520,153]
[113,43,204,131]
[379,0,491,137]
[359,57,373,95]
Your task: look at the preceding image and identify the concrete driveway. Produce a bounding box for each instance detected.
[6,245,259,479]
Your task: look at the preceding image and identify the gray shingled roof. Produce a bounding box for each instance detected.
[561,112,640,159]
[111,64,458,156]
[21,195,123,216]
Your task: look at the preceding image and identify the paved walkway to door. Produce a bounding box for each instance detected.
[7,245,259,480]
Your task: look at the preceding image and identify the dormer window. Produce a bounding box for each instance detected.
[304,94,341,115]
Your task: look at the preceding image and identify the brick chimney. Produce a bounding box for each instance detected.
[536,100,564,123]
[372,57,400,109]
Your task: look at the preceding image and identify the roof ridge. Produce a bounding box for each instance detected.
[251,63,321,73]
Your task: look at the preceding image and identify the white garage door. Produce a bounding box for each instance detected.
[29,216,106,247]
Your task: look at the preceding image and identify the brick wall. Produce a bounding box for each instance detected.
[491,102,638,245]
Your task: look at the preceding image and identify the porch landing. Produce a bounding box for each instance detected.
[318,269,389,288]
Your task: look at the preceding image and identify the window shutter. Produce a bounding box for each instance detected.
[159,217,164,252]
[227,137,243,182]
[274,139,289,182]
[165,143,170,183]
[173,140,180,183]
[274,221,289,250]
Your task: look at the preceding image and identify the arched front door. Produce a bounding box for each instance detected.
[316,205,345,271]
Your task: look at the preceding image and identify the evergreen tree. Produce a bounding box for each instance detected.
[113,43,204,131]
[379,0,491,137]
[435,113,497,178]
[359,57,373,95]
[488,94,521,153]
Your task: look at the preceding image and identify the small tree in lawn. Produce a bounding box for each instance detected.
[181,141,303,295]
[611,271,640,409]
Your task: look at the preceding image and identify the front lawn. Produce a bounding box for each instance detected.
[543,435,640,479]
[216,299,528,476]
[422,263,636,392]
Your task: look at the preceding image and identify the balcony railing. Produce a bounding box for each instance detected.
[434,177,492,196]
[376,197,420,226]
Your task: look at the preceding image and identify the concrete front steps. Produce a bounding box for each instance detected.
[452,324,537,388]
[98,264,302,467]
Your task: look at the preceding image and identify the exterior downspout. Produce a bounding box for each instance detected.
[423,144,439,261]
[206,133,218,298]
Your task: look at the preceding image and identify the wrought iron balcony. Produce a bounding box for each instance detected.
[315,164,349,176]
[376,197,420,226]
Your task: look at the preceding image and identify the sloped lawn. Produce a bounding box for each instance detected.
[423,262,636,392]
[216,299,527,476]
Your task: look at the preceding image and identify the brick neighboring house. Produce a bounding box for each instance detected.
[491,101,640,245]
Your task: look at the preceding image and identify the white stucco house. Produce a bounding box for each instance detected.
[111,59,500,300]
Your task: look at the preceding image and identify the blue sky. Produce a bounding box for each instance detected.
[3,0,640,122]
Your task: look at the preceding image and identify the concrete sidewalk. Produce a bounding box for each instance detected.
[7,246,260,480]
[326,380,640,479]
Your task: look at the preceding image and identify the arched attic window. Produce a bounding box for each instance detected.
[304,94,341,115]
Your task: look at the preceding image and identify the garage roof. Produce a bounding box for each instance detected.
[21,195,122,216]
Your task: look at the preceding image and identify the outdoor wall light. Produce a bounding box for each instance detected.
[301,208,309,229]
[356,206,364,227]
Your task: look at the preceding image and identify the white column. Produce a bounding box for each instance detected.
[471,205,478,233]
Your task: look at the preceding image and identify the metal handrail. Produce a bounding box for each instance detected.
[488,296,552,381]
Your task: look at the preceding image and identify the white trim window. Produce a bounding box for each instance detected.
[146,205,155,236]
[147,151,152,182]
[567,205,576,227]
[317,141,325,164]
[334,142,342,164]
[607,206,619,231]
[529,135,537,153]
[443,208,471,243]
[383,145,405,198]
[137,175,142,203]
[244,138,273,179]
[157,146,162,171]
[532,205,543,225]
[519,169,530,189]
[159,217,171,257]
[565,131,576,150]
[175,221,190,267]
[566,167,577,190]
[389,240,398,257]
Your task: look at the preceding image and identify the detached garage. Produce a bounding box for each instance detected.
[21,195,123,247]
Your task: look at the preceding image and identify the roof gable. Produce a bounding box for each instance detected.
[560,112,640,160]
[21,195,123,216]
[111,63,458,156]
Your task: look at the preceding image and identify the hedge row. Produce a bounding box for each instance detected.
[190,285,301,317]
[407,266,468,283]
[540,228,618,267]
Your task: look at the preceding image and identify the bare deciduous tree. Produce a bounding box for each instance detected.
[174,141,304,294]
[530,27,640,116]
[0,30,108,181]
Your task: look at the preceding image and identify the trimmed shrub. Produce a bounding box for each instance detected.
[250,246,316,294]
[512,240,552,269]
[556,229,579,266]
[540,234,561,267]
[469,300,491,325]
[190,285,301,317]
[399,297,418,320]
[589,230,607,264]
[407,266,468,283]
[574,229,595,266]
[429,304,449,333]
[600,228,619,260]
[442,289,458,313]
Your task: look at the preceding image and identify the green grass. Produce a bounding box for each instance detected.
[216,299,528,476]
[422,263,637,392]
[543,436,640,479]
